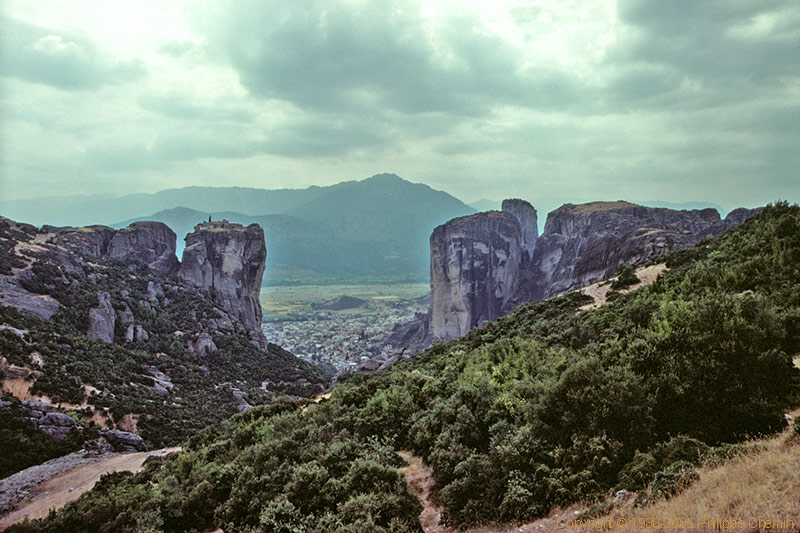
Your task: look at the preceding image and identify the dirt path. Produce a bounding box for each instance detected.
[398,451,592,533]
[398,451,455,533]
[0,447,180,530]
[580,263,667,310]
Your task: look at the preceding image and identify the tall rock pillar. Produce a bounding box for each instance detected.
[179,221,267,334]
[429,211,521,342]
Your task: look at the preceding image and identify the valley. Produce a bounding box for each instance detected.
[261,283,429,372]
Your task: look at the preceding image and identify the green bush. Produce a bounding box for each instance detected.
[611,263,640,290]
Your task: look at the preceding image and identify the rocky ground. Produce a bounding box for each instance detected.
[0,446,180,529]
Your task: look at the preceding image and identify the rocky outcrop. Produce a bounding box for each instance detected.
[0,400,78,441]
[87,291,115,343]
[502,199,538,262]
[100,428,147,452]
[180,220,267,334]
[530,202,739,300]
[48,225,116,259]
[0,276,60,320]
[429,211,522,341]
[108,222,180,275]
[428,200,761,342]
[188,332,218,355]
[724,207,762,226]
[42,222,179,275]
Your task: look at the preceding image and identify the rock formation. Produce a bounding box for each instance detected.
[501,199,538,262]
[428,200,761,341]
[42,221,179,275]
[429,211,522,341]
[108,222,180,275]
[100,428,147,452]
[87,291,115,343]
[530,202,744,300]
[48,225,116,259]
[180,220,267,333]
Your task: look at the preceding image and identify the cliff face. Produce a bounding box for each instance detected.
[108,222,180,276]
[531,202,734,299]
[429,211,522,341]
[180,221,267,335]
[44,222,179,275]
[428,200,761,341]
[501,199,538,262]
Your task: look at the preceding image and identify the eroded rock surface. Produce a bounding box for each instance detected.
[429,211,522,341]
[530,202,743,300]
[87,291,115,343]
[108,222,180,275]
[180,220,267,334]
[428,200,761,342]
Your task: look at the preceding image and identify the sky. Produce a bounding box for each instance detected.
[1,0,798,211]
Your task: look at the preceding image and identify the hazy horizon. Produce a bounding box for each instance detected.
[2,1,798,211]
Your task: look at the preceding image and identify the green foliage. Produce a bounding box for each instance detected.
[634,461,699,506]
[610,263,639,290]
[11,203,800,532]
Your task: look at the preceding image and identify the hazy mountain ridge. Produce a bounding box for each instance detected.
[113,174,476,281]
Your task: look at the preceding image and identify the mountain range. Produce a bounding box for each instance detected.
[2,174,476,283]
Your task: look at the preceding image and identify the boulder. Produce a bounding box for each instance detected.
[116,302,134,325]
[134,325,149,341]
[87,291,115,343]
[101,428,147,452]
[37,412,78,440]
[189,332,218,355]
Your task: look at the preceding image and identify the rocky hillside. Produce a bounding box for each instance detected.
[0,216,326,478]
[429,200,760,342]
[8,203,798,533]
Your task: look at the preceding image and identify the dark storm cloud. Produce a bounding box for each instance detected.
[208,0,580,117]
[0,14,144,90]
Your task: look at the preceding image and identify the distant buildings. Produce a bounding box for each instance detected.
[262,302,422,372]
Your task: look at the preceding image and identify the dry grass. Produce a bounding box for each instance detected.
[605,430,800,532]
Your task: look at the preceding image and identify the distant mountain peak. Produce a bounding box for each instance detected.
[366,173,404,182]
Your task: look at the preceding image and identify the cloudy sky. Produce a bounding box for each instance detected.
[1,0,798,210]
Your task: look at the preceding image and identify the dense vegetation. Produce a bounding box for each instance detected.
[9,203,800,532]
[0,240,327,473]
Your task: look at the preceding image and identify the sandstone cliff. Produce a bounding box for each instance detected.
[429,211,522,341]
[108,222,180,275]
[428,200,761,341]
[530,202,757,300]
[179,220,266,338]
[44,222,179,275]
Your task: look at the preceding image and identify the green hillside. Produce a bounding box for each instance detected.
[11,203,800,532]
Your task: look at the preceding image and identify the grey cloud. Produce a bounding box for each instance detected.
[0,14,144,90]
[609,1,800,107]
[207,0,580,117]
[139,93,253,123]
[260,116,392,158]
